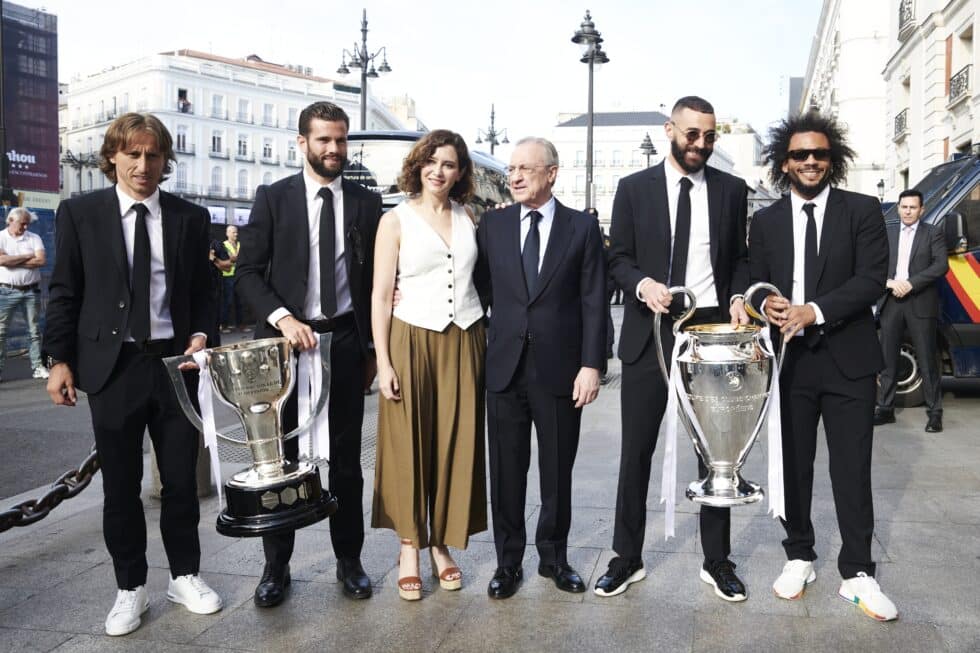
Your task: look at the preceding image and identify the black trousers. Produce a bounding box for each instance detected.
[876,298,942,416]
[613,307,731,563]
[88,345,201,590]
[779,338,876,578]
[262,322,366,566]
[487,345,581,568]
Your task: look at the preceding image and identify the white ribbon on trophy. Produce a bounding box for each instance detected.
[192,350,225,506]
[758,327,785,520]
[659,332,689,538]
[297,345,330,463]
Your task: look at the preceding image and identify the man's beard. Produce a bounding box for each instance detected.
[789,168,831,199]
[670,138,712,174]
[307,150,345,180]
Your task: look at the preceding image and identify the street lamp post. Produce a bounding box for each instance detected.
[572,10,609,211]
[60,149,99,196]
[639,132,658,168]
[877,178,885,202]
[475,104,509,156]
[336,9,392,131]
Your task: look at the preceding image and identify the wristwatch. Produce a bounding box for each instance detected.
[44,354,64,369]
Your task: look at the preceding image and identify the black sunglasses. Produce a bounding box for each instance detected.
[787,148,831,162]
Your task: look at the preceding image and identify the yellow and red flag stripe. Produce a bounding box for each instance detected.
[946,253,980,323]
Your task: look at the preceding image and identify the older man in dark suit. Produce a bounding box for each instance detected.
[750,111,897,621]
[475,136,606,599]
[235,101,382,607]
[874,189,948,432]
[597,96,751,602]
[43,113,222,636]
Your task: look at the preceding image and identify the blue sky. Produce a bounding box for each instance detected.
[18,0,822,158]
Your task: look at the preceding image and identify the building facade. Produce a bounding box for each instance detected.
[60,50,404,221]
[801,0,891,198]
[883,0,978,197]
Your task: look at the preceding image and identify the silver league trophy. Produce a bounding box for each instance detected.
[654,283,785,506]
[163,336,338,537]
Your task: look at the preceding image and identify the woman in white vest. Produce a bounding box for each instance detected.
[370,130,486,601]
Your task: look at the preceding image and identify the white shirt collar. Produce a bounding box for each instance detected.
[901,220,920,232]
[520,196,556,222]
[789,183,831,216]
[304,171,343,201]
[116,185,161,217]
[664,159,706,191]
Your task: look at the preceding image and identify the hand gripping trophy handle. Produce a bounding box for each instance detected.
[743,282,787,371]
[652,286,698,385]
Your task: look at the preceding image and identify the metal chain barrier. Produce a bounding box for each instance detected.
[0,447,100,533]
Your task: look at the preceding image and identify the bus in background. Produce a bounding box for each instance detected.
[882,155,980,405]
[343,131,512,216]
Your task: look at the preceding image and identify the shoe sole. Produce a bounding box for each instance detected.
[166,590,223,615]
[699,568,747,602]
[105,600,149,636]
[593,567,647,597]
[837,590,898,622]
[773,569,816,600]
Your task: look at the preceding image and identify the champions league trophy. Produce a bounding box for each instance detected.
[164,336,337,537]
[654,283,786,507]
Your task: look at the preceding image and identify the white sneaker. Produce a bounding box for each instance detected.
[167,574,223,614]
[32,366,49,379]
[105,586,149,636]
[772,559,816,599]
[838,572,898,621]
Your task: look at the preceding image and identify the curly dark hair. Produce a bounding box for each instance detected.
[397,130,474,203]
[763,111,855,191]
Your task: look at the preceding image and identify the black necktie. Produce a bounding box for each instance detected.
[803,202,818,303]
[129,202,151,343]
[522,210,542,296]
[669,177,693,287]
[318,187,337,317]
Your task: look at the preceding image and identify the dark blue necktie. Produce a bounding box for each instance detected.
[318,187,337,317]
[522,210,542,295]
[129,203,151,343]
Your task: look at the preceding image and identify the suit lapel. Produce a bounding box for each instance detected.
[501,205,528,303]
[287,173,310,275]
[650,163,671,264]
[815,189,843,289]
[341,179,358,274]
[104,188,129,288]
[887,222,899,276]
[773,196,795,294]
[705,168,722,271]
[160,191,182,293]
[908,221,926,264]
[531,200,573,303]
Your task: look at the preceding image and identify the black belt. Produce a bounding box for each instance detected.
[304,312,355,334]
[0,282,39,291]
[121,338,174,357]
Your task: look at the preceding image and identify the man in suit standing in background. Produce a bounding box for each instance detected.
[597,96,751,601]
[475,137,606,600]
[874,189,948,432]
[750,111,897,621]
[43,113,222,636]
[236,101,382,607]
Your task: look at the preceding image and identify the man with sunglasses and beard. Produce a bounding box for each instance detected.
[598,96,751,601]
[236,101,382,607]
[749,112,897,621]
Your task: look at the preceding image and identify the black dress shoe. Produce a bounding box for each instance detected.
[594,557,646,597]
[487,566,523,599]
[925,414,943,433]
[538,562,586,593]
[254,564,290,607]
[699,559,746,602]
[336,558,372,599]
[873,408,896,426]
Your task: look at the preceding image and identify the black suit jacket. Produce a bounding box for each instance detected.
[475,199,606,396]
[43,187,214,394]
[877,220,948,318]
[748,188,888,379]
[235,172,382,353]
[608,162,749,364]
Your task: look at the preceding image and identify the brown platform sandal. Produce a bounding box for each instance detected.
[430,547,462,591]
[397,539,422,601]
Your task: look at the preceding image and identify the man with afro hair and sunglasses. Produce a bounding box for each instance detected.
[749,111,897,621]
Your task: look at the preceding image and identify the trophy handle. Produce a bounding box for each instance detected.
[652,285,697,385]
[744,282,787,370]
[161,354,240,443]
[282,332,333,443]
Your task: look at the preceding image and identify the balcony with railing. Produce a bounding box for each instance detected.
[236,113,254,124]
[210,109,228,120]
[175,143,196,155]
[284,157,302,169]
[898,0,915,41]
[893,108,909,142]
[207,185,230,197]
[234,187,253,199]
[209,147,229,159]
[949,64,971,106]
[261,116,278,128]
[234,151,255,162]
[176,100,194,114]
[260,154,280,165]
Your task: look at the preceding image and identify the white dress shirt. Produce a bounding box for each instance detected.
[519,196,556,271]
[663,162,716,308]
[788,185,828,326]
[267,172,352,326]
[0,228,44,286]
[116,186,175,341]
[894,221,919,281]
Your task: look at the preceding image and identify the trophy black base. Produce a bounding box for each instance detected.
[216,466,338,538]
[686,472,764,507]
